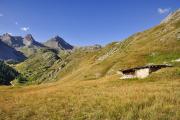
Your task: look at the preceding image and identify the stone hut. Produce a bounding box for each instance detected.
[119,64,172,79]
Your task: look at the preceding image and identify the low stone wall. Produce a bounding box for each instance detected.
[135,68,150,79]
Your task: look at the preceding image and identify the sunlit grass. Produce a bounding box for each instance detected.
[0,70,180,120]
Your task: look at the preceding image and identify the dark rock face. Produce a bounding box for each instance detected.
[44,36,73,50]
[0,33,24,48]
[0,33,44,48]
[23,34,44,47]
[0,40,26,62]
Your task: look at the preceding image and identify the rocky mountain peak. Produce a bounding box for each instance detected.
[3,33,11,37]
[23,34,44,47]
[50,35,64,42]
[23,34,35,47]
[54,35,61,39]
[24,34,34,41]
[1,33,12,40]
[0,33,24,48]
[44,35,74,50]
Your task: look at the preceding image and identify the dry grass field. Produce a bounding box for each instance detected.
[0,67,180,120]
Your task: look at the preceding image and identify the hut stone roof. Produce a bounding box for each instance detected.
[119,64,172,73]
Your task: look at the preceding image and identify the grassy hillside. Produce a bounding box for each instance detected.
[15,48,68,84]
[56,18,180,81]
[0,10,180,120]
[14,16,180,84]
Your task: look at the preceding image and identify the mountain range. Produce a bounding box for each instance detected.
[7,9,177,84]
[0,33,74,61]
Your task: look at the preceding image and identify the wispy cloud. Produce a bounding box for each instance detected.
[7,32,12,35]
[158,8,171,14]
[21,27,30,32]
[0,13,3,17]
[15,22,18,25]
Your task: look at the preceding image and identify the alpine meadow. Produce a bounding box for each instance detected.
[0,1,180,120]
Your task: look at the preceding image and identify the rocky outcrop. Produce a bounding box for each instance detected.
[23,34,44,47]
[0,33,44,48]
[44,36,73,50]
[161,8,180,24]
[0,33,24,48]
[0,40,26,62]
[75,44,102,51]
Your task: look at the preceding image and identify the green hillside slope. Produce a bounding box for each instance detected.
[60,9,180,80]
[14,9,180,84]
[15,48,68,84]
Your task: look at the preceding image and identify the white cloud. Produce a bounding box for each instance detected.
[0,13,3,17]
[21,27,30,32]
[7,32,12,35]
[158,8,171,14]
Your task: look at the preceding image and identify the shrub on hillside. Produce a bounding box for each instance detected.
[15,75,28,84]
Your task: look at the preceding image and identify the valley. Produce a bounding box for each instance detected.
[0,7,180,120]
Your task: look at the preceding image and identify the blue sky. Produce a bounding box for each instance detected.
[0,0,179,46]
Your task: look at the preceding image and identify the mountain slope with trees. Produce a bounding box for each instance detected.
[0,61,19,85]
